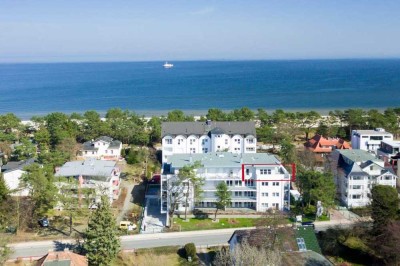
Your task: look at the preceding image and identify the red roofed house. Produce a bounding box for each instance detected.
[36,250,88,266]
[305,135,351,161]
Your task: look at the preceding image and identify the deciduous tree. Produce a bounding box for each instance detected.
[214,181,231,221]
[178,162,204,221]
[21,164,58,221]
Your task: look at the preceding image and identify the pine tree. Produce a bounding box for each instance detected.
[84,196,120,266]
[0,174,9,201]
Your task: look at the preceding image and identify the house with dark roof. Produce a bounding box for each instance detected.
[161,121,257,163]
[1,158,35,196]
[228,227,332,266]
[304,135,351,161]
[79,136,122,161]
[330,149,398,207]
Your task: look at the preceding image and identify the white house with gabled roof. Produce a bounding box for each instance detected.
[79,136,122,161]
[330,149,397,207]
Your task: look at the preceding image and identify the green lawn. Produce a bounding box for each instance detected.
[295,226,322,254]
[173,217,262,231]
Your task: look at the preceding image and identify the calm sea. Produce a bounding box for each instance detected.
[0,59,399,119]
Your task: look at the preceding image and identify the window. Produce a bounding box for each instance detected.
[246,147,255,151]
[226,180,233,186]
[92,151,95,154]
[202,148,208,153]
[244,191,255,197]
[352,185,361,189]
[85,151,88,154]
[234,147,240,151]
[235,139,241,144]
[262,182,269,186]
[384,136,391,138]
[362,136,368,138]
[272,192,279,197]
[273,182,279,186]
[189,139,195,145]
[384,175,392,180]
[235,191,242,197]
[262,203,268,207]
[260,169,271,175]
[235,180,242,186]
[352,176,363,180]
[246,169,250,175]
[177,139,183,145]
[225,139,228,145]
[202,139,208,144]
[352,194,362,199]
[166,139,172,144]
[111,150,113,154]
[262,192,268,197]
[190,148,196,153]
[245,180,254,187]
[370,136,383,141]
[247,138,254,144]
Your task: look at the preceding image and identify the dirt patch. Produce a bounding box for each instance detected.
[227,218,239,224]
[112,187,127,210]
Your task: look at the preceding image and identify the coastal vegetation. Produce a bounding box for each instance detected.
[1,107,400,263]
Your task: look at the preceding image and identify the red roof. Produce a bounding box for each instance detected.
[304,135,351,153]
[36,250,88,266]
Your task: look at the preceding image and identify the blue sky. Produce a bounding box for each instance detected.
[1,0,399,62]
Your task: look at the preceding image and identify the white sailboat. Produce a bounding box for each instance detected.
[163,62,173,68]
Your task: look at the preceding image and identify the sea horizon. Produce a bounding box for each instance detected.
[1,59,400,120]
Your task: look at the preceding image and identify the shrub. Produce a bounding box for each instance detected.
[184,242,197,260]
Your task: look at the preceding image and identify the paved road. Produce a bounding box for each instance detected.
[8,228,246,259]
[9,217,368,259]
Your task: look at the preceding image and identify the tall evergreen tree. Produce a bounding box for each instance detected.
[84,196,120,266]
[371,185,399,234]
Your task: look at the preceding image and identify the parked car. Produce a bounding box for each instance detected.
[38,217,49,227]
[301,221,315,228]
[119,221,137,231]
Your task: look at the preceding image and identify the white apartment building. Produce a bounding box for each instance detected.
[79,136,122,161]
[330,149,397,208]
[161,152,291,221]
[55,158,121,203]
[161,121,257,163]
[351,128,393,152]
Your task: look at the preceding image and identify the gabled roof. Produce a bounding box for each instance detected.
[304,135,351,153]
[95,136,113,143]
[348,163,367,176]
[36,250,87,266]
[1,158,35,173]
[82,136,121,151]
[228,228,275,248]
[336,149,378,163]
[161,121,256,138]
